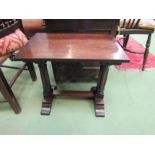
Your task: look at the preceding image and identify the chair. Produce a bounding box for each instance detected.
[117,19,155,70]
[21,19,45,38]
[0,19,37,114]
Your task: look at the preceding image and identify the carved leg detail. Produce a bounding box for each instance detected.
[38,62,53,115]
[93,64,109,117]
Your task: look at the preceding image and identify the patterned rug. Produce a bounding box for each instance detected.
[115,37,155,70]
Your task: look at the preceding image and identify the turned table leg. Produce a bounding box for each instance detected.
[38,62,53,115]
[26,62,37,81]
[142,33,152,71]
[0,68,21,113]
[92,64,109,117]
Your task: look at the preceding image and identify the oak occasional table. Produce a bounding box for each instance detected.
[14,33,129,117]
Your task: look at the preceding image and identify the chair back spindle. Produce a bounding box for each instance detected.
[121,19,141,29]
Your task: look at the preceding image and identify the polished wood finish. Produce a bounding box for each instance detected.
[15,33,129,63]
[14,33,129,117]
[44,19,119,82]
[20,19,119,82]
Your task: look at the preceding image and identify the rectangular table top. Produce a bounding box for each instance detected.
[14,33,129,64]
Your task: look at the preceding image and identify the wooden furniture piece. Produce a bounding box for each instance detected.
[117,19,155,70]
[21,19,119,82]
[14,33,129,117]
[0,19,37,113]
[21,19,45,38]
[0,59,21,113]
[44,19,119,82]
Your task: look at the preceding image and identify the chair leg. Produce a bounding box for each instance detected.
[142,33,152,71]
[26,62,37,81]
[123,34,129,48]
[0,68,21,113]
